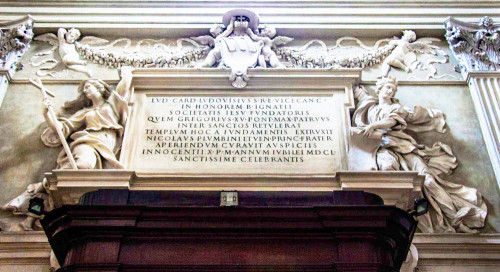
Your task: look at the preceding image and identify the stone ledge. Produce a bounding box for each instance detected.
[46,170,422,208]
[412,233,500,272]
[0,231,51,265]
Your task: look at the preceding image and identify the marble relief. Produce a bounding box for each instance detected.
[2,67,132,231]
[353,77,487,233]
[25,10,456,83]
[0,10,491,234]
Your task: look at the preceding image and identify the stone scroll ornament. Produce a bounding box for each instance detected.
[445,16,500,77]
[352,77,487,233]
[1,67,133,231]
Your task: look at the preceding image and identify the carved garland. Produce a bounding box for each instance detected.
[73,38,396,69]
[276,42,397,68]
[75,42,209,68]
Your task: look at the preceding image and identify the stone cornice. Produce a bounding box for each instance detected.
[412,233,500,268]
[1,2,499,37]
[0,231,51,265]
[0,0,499,8]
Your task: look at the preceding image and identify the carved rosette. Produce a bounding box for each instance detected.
[445,16,500,77]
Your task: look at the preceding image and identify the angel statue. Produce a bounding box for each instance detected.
[353,77,487,233]
[32,28,109,77]
[379,30,439,78]
[57,28,93,77]
[2,67,133,231]
[246,25,292,68]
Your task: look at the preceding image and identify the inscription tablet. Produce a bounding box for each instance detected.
[133,96,341,175]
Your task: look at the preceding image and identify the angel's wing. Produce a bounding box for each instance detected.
[407,39,439,55]
[79,36,109,46]
[34,33,58,50]
[190,35,215,47]
[403,52,417,67]
[271,36,294,49]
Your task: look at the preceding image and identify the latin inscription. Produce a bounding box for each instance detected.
[136,96,340,174]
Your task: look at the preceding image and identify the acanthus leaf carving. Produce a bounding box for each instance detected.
[445,16,500,77]
[0,15,34,71]
[0,15,34,107]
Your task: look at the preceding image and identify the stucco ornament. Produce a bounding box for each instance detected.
[378,30,441,78]
[2,67,133,231]
[194,9,292,88]
[353,77,487,233]
[31,28,108,77]
[276,31,451,80]
[33,29,207,76]
[0,15,34,70]
[445,16,500,78]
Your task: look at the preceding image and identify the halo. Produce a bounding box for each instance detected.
[222,9,260,31]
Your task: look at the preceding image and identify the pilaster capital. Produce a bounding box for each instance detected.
[0,15,34,72]
[445,16,500,79]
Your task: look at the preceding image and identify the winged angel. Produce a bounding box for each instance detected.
[31,28,108,77]
[379,30,443,78]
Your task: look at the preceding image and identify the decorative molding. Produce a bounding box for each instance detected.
[0,3,499,38]
[413,233,500,271]
[0,231,51,265]
[45,169,421,209]
[129,68,361,90]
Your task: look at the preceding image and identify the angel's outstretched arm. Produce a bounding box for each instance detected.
[353,85,371,101]
[57,28,67,44]
[116,66,133,99]
[246,28,262,41]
